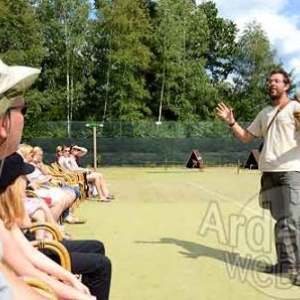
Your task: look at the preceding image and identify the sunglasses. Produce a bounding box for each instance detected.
[8,103,28,116]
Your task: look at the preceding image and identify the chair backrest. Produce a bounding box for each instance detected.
[22,276,58,300]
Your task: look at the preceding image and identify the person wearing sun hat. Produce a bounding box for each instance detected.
[0,152,35,231]
[0,154,96,299]
[0,60,42,299]
[0,60,96,299]
[0,61,111,300]
[0,152,35,191]
[0,59,40,115]
[0,60,40,159]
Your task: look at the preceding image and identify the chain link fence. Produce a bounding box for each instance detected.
[23,121,261,167]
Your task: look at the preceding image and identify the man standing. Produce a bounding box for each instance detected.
[216,69,300,284]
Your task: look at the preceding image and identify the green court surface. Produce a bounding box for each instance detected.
[68,167,300,300]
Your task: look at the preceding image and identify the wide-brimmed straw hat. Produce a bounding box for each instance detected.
[0,60,40,116]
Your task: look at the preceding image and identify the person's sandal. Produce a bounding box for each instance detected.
[96,198,111,202]
[64,216,86,224]
[62,232,73,240]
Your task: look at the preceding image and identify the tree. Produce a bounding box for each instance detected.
[31,0,92,129]
[0,0,45,135]
[199,1,238,83]
[230,21,280,120]
[0,0,45,66]
[91,0,152,122]
[150,0,220,121]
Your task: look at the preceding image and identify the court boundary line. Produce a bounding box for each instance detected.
[188,181,258,215]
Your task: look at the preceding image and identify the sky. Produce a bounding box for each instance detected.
[196,0,300,85]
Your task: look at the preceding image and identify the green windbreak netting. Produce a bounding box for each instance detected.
[24,137,262,167]
[23,121,261,166]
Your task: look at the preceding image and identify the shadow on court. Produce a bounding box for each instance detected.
[136,237,263,271]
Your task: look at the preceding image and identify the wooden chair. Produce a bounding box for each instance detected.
[23,276,58,299]
[1,263,58,300]
[28,222,71,271]
[26,222,83,291]
[29,222,63,241]
[31,239,71,272]
[49,163,89,202]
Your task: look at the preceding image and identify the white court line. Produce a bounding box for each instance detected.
[188,181,258,215]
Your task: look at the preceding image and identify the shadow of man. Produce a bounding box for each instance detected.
[136,237,265,272]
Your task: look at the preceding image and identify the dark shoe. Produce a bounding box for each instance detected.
[263,264,296,276]
[292,273,300,286]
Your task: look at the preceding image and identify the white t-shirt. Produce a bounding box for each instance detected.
[58,156,72,171]
[247,101,300,171]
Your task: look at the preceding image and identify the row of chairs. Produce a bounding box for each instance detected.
[22,164,90,298]
[2,222,69,299]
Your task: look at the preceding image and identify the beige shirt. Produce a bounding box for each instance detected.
[247,101,300,171]
[58,156,72,171]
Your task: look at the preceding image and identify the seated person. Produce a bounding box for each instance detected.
[18,144,80,223]
[31,145,84,224]
[23,195,61,240]
[0,153,95,299]
[59,145,114,202]
[0,58,54,299]
[0,152,112,299]
[55,145,63,163]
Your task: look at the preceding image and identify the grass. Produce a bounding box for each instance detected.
[67,167,300,300]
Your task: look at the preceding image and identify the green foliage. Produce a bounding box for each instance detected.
[31,0,92,124]
[91,0,153,122]
[199,1,238,82]
[230,21,280,120]
[0,0,45,65]
[151,0,214,121]
[25,120,253,139]
[0,0,285,131]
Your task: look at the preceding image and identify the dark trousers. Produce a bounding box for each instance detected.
[24,231,112,299]
[260,171,300,268]
[60,239,111,300]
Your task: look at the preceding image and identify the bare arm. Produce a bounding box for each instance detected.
[10,225,89,295]
[36,162,50,175]
[215,102,255,143]
[74,146,88,158]
[0,222,94,300]
[0,264,47,300]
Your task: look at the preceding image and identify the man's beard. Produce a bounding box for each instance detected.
[268,90,282,101]
[270,94,280,101]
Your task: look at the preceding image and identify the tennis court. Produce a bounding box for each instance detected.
[68,167,300,300]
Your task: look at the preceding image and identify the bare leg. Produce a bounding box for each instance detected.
[30,209,47,240]
[49,189,76,221]
[97,173,110,196]
[86,174,106,199]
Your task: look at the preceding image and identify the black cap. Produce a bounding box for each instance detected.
[0,152,34,190]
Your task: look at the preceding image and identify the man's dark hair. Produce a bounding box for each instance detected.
[269,68,291,86]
